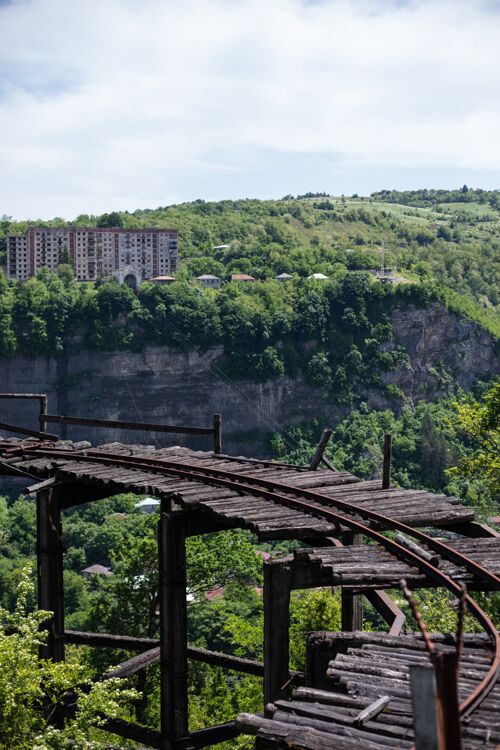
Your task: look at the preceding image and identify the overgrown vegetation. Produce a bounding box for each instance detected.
[0,568,139,750]
[271,380,500,517]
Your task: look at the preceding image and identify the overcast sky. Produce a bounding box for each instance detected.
[0,0,499,220]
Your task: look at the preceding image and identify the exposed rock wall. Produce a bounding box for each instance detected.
[0,303,497,456]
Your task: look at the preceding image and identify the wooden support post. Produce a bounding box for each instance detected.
[341,533,363,631]
[434,652,462,750]
[37,488,65,663]
[213,413,222,455]
[39,395,48,435]
[309,429,333,471]
[37,487,65,728]
[382,433,392,489]
[158,504,189,750]
[263,560,292,705]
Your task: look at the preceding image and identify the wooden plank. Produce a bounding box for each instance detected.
[410,665,440,750]
[353,695,391,725]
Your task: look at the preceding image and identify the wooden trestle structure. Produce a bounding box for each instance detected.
[0,398,499,749]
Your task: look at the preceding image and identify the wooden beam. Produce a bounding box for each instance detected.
[394,532,439,566]
[309,429,333,471]
[213,413,222,454]
[434,651,462,750]
[96,716,162,748]
[0,419,58,440]
[189,721,240,749]
[184,510,239,537]
[39,394,48,434]
[65,629,267,676]
[37,487,65,663]
[364,590,405,636]
[65,629,158,651]
[25,477,60,495]
[37,487,65,728]
[44,413,214,436]
[0,392,48,399]
[0,460,40,480]
[382,433,392,489]
[264,560,292,705]
[341,532,363,631]
[158,506,189,749]
[107,647,160,679]
[353,695,391,726]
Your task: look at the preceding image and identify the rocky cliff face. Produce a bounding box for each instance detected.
[0,302,497,456]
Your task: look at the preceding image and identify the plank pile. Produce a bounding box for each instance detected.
[238,632,500,749]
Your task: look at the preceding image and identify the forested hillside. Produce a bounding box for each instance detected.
[0,189,498,409]
[2,187,499,310]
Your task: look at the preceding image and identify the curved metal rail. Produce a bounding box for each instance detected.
[20,445,500,718]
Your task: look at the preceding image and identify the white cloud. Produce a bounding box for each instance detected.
[0,0,499,218]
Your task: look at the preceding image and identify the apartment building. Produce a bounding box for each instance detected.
[7,226,178,283]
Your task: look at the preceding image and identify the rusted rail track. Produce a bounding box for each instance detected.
[14,443,500,719]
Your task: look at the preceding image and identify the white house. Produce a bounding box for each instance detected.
[135,497,160,514]
[307,272,329,280]
[275,273,293,282]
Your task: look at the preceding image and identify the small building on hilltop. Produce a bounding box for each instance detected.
[275,272,293,282]
[307,272,329,280]
[197,274,221,289]
[82,564,112,578]
[231,273,256,282]
[135,497,160,514]
[149,275,176,286]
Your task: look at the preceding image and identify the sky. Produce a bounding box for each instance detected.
[0,0,499,219]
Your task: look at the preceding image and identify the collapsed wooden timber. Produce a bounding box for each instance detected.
[0,433,498,749]
[238,631,500,749]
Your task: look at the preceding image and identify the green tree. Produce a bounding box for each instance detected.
[0,568,138,750]
[447,381,500,503]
